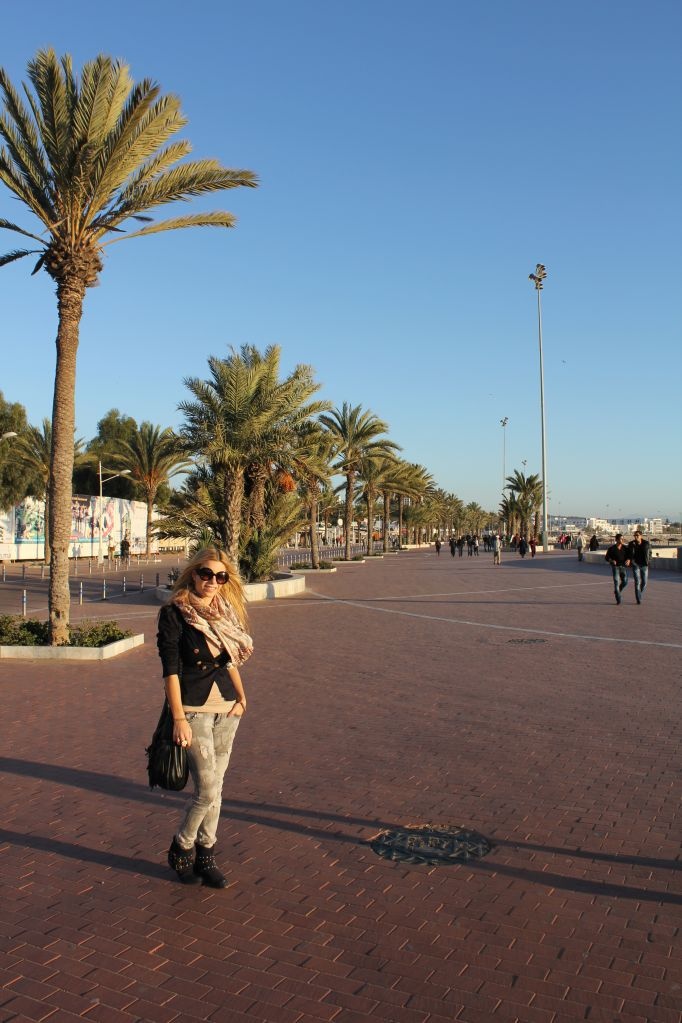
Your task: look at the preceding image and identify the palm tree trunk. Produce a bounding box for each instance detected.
[383,492,390,552]
[344,471,354,561]
[224,468,245,563]
[398,496,404,547]
[48,279,86,645]
[43,485,51,564]
[146,493,154,556]
[310,494,320,569]
[365,490,373,555]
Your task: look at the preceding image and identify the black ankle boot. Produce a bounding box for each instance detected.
[194,843,228,888]
[168,837,202,885]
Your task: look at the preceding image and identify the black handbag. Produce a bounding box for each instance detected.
[146,700,189,791]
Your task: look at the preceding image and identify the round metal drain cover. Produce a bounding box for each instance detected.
[369,823,492,865]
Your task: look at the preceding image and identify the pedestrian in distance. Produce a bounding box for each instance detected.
[629,529,651,604]
[529,536,537,558]
[588,534,599,552]
[473,535,480,556]
[157,547,252,887]
[605,533,631,605]
[576,532,585,561]
[518,536,528,558]
[435,538,442,556]
[493,533,502,566]
[449,537,456,557]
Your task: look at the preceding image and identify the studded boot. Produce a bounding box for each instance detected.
[167,837,202,885]
[193,843,228,888]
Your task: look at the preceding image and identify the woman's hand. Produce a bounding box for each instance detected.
[173,718,193,748]
[228,697,246,718]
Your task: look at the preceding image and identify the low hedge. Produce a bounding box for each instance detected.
[0,615,132,648]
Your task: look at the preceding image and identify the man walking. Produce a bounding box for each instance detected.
[493,533,502,566]
[605,533,631,604]
[576,532,585,562]
[629,529,651,604]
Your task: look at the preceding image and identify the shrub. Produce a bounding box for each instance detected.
[290,562,312,570]
[0,615,131,647]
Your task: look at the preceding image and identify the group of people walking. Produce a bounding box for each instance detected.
[605,530,651,604]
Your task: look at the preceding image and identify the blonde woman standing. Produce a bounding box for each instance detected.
[157,548,253,886]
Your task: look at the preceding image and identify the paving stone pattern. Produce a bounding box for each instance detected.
[0,551,680,1022]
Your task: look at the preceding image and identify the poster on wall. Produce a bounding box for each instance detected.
[0,495,156,560]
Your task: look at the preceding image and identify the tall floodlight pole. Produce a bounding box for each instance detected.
[528,263,549,552]
[500,417,508,498]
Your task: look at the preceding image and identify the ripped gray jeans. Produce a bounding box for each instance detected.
[176,712,241,849]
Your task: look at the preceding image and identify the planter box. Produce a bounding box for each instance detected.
[0,634,144,660]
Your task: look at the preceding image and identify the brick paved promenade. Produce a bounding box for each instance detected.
[1,550,680,1023]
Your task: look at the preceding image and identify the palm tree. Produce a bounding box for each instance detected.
[0,50,257,643]
[505,470,543,537]
[358,451,399,555]
[395,463,434,546]
[464,501,487,537]
[13,419,84,563]
[290,425,334,569]
[115,422,189,555]
[179,345,328,562]
[319,403,400,561]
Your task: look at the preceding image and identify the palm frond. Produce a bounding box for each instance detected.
[104,210,238,243]
[0,247,38,266]
[0,218,45,242]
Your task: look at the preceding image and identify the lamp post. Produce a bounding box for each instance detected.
[98,462,131,564]
[528,263,549,552]
[500,417,508,499]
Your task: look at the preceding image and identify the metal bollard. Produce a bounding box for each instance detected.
[122,575,127,595]
[89,559,92,575]
[41,564,45,580]
[22,589,27,617]
[139,574,144,592]
[156,572,160,586]
[102,578,107,600]
[1,564,5,582]
[22,564,26,580]
[79,581,83,605]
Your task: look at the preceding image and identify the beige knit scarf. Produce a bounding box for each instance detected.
[172,591,253,667]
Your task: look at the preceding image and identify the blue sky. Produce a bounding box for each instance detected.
[1,0,681,519]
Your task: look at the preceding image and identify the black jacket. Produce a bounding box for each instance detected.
[156,603,238,706]
[605,543,630,567]
[629,539,651,567]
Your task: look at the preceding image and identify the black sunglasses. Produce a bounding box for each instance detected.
[195,567,229,584]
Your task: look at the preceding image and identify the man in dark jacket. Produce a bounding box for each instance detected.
[629,529,651,604]
[605,534,631,604]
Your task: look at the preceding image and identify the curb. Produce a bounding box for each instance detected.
[0,633,145,660]
[155,572,307,605]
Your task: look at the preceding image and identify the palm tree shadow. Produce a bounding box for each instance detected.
[1,757,679,904]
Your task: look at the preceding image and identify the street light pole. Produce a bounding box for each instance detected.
[500,417,508,499]
[97,461,131,564]
[529,263,549,552]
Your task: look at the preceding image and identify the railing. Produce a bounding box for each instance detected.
[276,542,386,568]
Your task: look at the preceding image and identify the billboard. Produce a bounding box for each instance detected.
[0,494,156,560]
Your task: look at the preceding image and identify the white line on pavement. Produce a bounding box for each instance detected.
[304,591,682,649]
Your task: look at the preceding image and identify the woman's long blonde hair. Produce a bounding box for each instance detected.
[171,547,248,628]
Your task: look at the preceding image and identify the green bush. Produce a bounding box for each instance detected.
[289,561,312,570]
[0,615,131,647]
[352,555,364,561]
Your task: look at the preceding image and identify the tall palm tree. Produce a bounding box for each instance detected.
[180,345,328,562]
[358,451,398,555]
[115,422,189,555]
[505,470,543,537]
[319,403,400,561]
[0,50,257,643]
[395,462,434,546]
[13,419,84,563]
[290,424,334,569]
[464,501,487,536]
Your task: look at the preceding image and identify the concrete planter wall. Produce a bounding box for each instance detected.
[0,634,144,660]
[156,571,306,605]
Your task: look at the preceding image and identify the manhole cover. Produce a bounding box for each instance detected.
[369,824,492,865]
